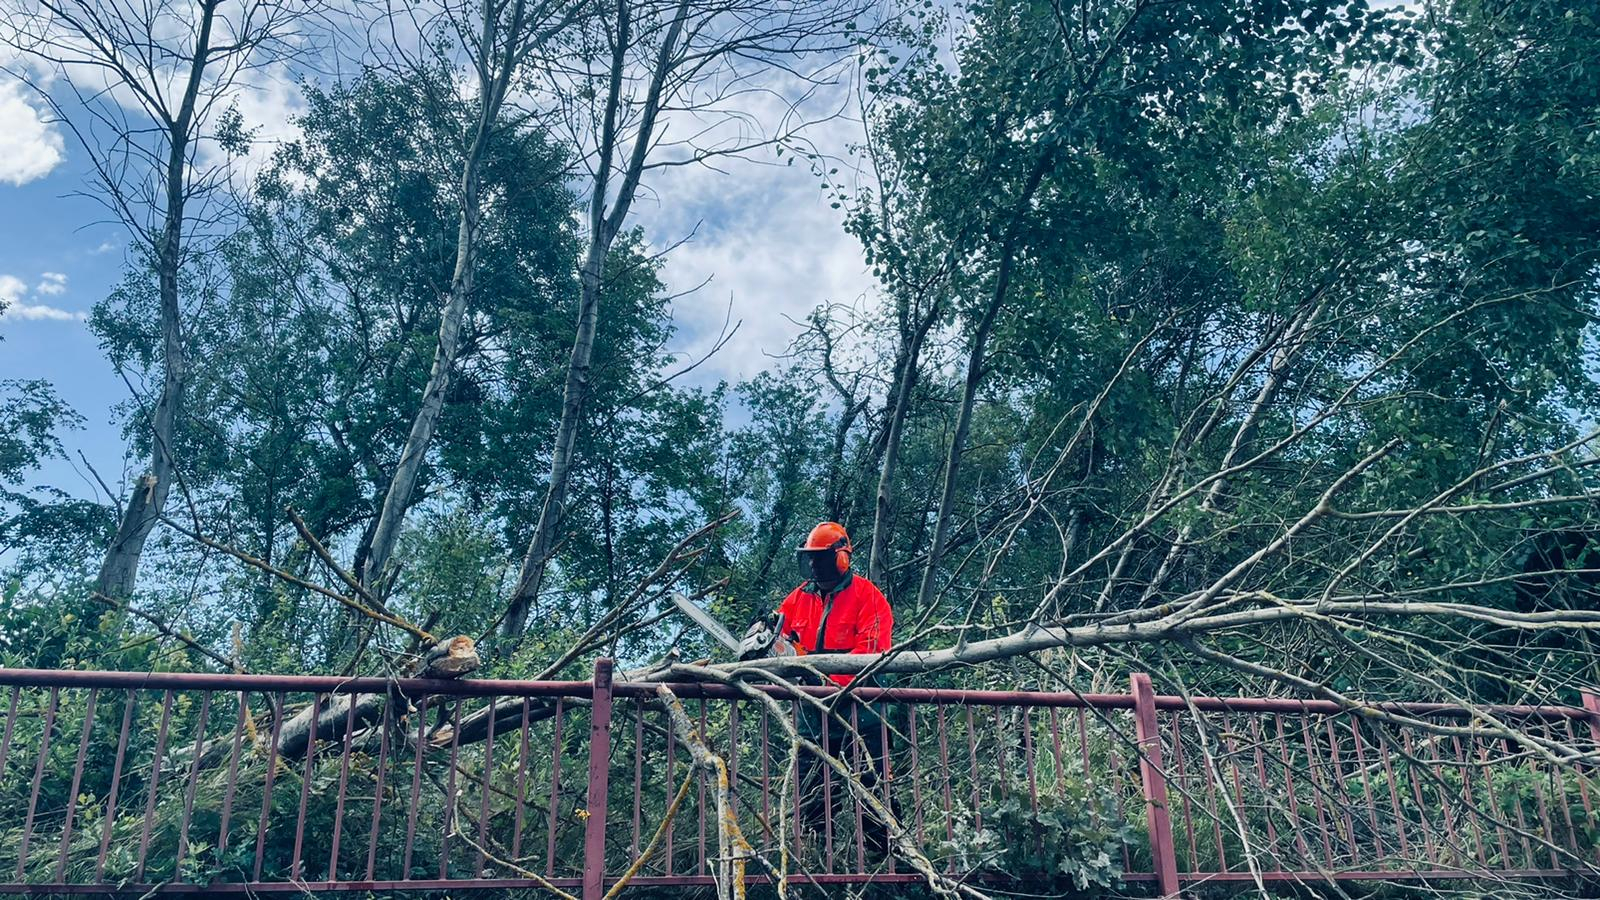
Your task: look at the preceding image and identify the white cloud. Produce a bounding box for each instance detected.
[36,272,67,295]
[4,302,82,322]
[0,273,83,322]
[93,240,119,254]
[0,82,65,186]
[650,183,874,384]
[200,65,308,184]
[632,87,876,387]
[0,274,25,306]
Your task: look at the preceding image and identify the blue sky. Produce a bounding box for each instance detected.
[0,144,135,504]
[0,57,874,504]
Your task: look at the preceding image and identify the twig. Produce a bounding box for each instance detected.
[533,510,737,678]
[91,592,239,671]
[446,806,579,900]
[162,515,435,643]
[604,770,696,900]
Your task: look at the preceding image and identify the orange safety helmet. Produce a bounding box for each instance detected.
[797,521,852,583]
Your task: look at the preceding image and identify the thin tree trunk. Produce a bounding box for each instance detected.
[504,0,689,641]
[360,0,531,589]
[823,398,866,521]
[751,486,799,590]
[911,144,1049,614]
[911,249,1013,614]
[504,212,607,638]
[360,166,482,587]
[867,296,940,587]
[811,313,867,521]
[95,2,218,599]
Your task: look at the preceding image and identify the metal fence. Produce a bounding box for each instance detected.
[0,662,1596,896]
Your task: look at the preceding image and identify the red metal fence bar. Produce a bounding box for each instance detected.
[582,659,614,900]
[1132,673,1180,897]
[0,666,1596,895]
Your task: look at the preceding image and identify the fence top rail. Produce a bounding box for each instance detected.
[0,667,597,699]
[1,665,1592,721]
[622,678,1596,719]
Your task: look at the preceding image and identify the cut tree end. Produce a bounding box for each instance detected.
[419,635,480,678]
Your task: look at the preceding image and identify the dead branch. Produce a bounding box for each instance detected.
[657,682,755,900]
[162,514,435,644]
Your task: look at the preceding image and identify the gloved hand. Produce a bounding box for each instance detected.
[737,612,780,661]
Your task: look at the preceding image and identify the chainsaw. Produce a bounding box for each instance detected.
[672,594,804,661]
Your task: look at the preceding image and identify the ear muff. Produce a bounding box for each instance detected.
[833,538,851,575]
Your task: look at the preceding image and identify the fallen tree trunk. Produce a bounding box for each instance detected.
[171,635,482,773]
[448,649,688,744]
[274,635,483,759]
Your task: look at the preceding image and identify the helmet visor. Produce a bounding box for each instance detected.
[796,547,842,587]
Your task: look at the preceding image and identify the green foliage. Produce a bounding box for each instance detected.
[0,381,106,584]
[0,380,77,487]
[939,772,1131,891]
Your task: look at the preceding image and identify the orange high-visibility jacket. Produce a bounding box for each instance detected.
[776,573,893,687]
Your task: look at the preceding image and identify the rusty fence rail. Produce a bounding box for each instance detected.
[0,663,1596,896]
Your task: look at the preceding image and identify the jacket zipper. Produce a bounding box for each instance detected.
[815,593,835,653]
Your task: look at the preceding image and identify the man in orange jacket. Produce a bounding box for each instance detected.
[776,521,895,857]
[777,521,894,674]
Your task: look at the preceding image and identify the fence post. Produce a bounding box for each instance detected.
[1581,691,1600,866]
[1132,672,1180,898]
[1583,691,1600,745]
[583,658,615,900]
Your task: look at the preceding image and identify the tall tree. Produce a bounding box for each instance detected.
[2,0,313,598]
[849,0,1401,616]
[501,0,872,641]
[359,0,583,590]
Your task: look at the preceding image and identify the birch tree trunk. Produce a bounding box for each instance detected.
[360,0,568,590]
[504,0,689,641]
[359,145,484,588]
[867,297,939,587]
[95,2,218,598]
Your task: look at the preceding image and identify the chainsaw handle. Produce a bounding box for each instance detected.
[737,611,808,660]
